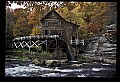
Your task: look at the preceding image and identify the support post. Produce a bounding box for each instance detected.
[29,47,30,52]
[46,40,47,51]
[29,36,31,53]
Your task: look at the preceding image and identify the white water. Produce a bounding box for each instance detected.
[5,64,84,77]
[91,68,103,71]
[40,73,67,77]
[5,63,115,77]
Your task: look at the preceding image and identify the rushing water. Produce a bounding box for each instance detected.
[5,60,116,77]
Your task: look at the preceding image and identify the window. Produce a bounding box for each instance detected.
[44,20,61,27]
[48,20,58,27]
[44,30,49,35]
[50,30,58,35]
[72,36,76,40]
[58,30,62,36]
[59,21,61,26]
[45,21,48,26]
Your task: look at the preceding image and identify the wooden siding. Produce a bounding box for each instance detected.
[40,10,79,45]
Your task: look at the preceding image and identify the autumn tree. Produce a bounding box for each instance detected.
[6,7,15,49]
[27,8,44,36]
[6,1,116,39]
[104,2,117,25]
[13,8,30,37]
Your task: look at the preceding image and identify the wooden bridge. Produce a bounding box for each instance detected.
[12,34,84,61]
[12,35,59,50]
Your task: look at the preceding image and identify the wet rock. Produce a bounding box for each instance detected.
[103,43,113,48]
[103,59,116,64]
[90,56,103,62]
[85,33,116,65]
[71,64,83,68]
[45,60,59,66]
[50,61,61,67]
[104,52,116,55]
[101,48,116,52]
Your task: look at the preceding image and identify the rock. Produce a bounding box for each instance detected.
[98,36,107,43]
[32,58,40,64]
[50,61,61,67]
[71,64,83,67]
[113,44,116,47]
[104,52,116,55]
[91,56,103,62]
[103,59,116,64]
[101,48,116,52]
[45,60,59,66]
[5,58,18,61]
[103,43,113,48]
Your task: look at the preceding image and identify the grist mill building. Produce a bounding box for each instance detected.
[40,10,80,46]
[12,10,84,61]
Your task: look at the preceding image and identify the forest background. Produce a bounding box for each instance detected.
[5,1,117,49]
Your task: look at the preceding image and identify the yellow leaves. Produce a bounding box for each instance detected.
[28,20,37,25]
[31,26,42,36]
[13,28,21,37]
[15,17,27,28]
[71,5,81,13]
[27,8,41,26]
[89,32,93,35]
[83,34,87,37]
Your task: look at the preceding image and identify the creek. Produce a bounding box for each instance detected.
[5,60,116,77]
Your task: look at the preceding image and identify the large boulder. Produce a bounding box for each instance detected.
[71,64,83,68]
[45,60,60,66]
[103,59,116,64]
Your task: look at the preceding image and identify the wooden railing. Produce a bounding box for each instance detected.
[70,39,84,45]
[13,35,60,41]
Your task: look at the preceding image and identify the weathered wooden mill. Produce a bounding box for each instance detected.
[12,10,84,61]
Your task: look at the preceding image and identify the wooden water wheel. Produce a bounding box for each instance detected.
[48,39,68,52]
[47,39,68,59]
